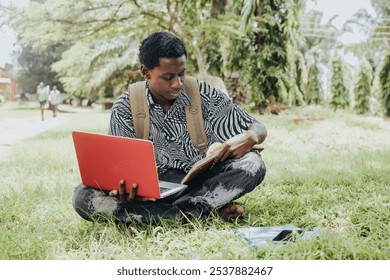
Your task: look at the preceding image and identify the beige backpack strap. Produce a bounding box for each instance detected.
[184,76,208,157]
[128,81,150,140]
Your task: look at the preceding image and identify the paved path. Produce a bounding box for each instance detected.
[0,114,72,155]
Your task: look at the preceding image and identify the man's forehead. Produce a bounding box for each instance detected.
[157,56,186,73]
[160,67,186,74]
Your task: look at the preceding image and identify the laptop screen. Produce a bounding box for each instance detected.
[72,131,162,198]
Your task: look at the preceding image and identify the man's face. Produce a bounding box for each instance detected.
[142,55,186,105]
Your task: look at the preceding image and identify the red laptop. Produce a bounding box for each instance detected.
[72,131,187,199]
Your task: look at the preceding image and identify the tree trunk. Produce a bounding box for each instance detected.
[255,0,265,46]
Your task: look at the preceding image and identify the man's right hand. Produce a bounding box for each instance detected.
[108,181,156,202]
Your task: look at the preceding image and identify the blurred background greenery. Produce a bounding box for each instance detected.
[0,0,389,117]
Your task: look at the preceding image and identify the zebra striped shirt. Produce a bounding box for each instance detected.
[108,79,255,171]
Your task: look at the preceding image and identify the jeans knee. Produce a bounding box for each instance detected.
[72,184,94,221]
[72,184,116,221]
[230,152,266,182]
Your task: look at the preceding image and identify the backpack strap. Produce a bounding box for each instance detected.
[127,76,208,157]
[184,76,208,157]
[128,81,150,140]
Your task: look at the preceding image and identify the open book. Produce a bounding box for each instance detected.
[181,145,264,185]
[181,153,217,184]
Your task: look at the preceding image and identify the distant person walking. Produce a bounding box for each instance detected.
[49,85,61,117]
[36,82,49,121]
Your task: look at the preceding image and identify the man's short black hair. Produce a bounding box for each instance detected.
[139,32,187,69]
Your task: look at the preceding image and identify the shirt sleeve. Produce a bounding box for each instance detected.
[108,92,136,138]
[199,81,255,142]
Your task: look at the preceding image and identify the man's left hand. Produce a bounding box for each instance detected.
[211,130,258,162]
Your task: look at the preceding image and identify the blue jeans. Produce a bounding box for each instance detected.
[72,152,266,224]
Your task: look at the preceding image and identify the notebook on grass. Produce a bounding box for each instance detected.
[72,131,187,199]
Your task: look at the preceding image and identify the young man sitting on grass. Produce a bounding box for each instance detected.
[72,31,267,224]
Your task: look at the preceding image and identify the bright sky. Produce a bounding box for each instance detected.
[0,0,377,67]
[306,0,376,65]
[306,0,376,44]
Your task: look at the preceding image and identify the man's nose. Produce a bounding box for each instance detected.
[172,75,183,89]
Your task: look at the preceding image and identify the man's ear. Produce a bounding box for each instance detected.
[140,65,151,80]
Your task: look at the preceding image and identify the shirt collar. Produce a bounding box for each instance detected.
[145,82,192,108]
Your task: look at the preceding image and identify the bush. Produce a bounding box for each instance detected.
[0,95,5,106]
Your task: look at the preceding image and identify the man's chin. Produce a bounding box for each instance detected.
[168,92,180,99]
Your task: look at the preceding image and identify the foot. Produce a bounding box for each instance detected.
[218,203,245,221]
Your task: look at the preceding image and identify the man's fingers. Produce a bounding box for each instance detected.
[109,190,118,197]
[220,149,232,162]
[127,183,138,202]
[110,182,156,203]
[111,181,157,203]
[119,180,127,203]
[218,144,237,162]
[214,144,229,163]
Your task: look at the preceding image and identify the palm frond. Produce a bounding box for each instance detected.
[239,0,258,33]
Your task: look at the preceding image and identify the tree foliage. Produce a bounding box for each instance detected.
[354,58,372,114]
[379,49,390,116]
[330,58,349,111]
[2,0,309,106]
[297,10,338,105]
[16,43,66,94]
[2,0,222,100]
[371,0,390,19]
[343,8,387,79]
[307,63,323,105]
[343,1,389,116]
[226,0,305,110]
[2,0,387,117]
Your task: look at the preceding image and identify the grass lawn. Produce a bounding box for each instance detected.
[0,104,389,260]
